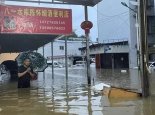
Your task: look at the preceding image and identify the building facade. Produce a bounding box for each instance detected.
[37,38,85,65]
[128,0,138,68]
[97,0,155,68]
[97,0,134,68]
[80,41,129,69]
[129,0,155,63]
[147,0,155,61]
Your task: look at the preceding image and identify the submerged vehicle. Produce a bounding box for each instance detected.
[2,60,18,80]
[47,60,64,68]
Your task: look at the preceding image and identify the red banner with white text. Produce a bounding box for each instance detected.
[0,5,72,35]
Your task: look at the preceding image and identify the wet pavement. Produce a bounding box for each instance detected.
[0,65,155,115]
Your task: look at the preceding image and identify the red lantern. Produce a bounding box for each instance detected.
[81,21,93,34]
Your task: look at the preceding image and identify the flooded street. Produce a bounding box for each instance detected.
[0,0,153,115]
[0,65,155,115]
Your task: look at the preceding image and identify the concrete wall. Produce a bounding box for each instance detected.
[97,0,138,68]
[97,0,130,43]
[128,0,138,68]
[37,40,84,58]
[81,45,129,55]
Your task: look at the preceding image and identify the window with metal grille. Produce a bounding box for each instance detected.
[59,46,64,50]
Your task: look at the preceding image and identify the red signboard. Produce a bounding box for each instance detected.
[0,5,72,35]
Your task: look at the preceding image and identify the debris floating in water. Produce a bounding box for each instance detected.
[92,83,141,98]
[92,83,111,93]
[121,70,127,73]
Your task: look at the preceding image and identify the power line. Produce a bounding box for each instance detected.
[98,13,129,25]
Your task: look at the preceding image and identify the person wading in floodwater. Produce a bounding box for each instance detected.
[18,58,36,88]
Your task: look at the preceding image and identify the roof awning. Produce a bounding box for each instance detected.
[0,34,58,53]
[5,0,101,6]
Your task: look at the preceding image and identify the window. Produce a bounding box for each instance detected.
[59,46,64,50]
[147,0,154,7]
[148,17,155,34]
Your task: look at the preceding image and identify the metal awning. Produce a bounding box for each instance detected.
[5,0,101,6]
[0,34,58,53]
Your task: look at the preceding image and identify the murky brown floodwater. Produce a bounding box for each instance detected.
[0,65,155,115]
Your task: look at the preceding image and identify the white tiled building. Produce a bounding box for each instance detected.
[37,38,85,64]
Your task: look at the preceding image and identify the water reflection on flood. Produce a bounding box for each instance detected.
[0,66,155,115]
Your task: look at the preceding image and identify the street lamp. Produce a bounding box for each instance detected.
[121,2,137,13]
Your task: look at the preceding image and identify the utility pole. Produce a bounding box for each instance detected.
[65,36,68,80]
[139,0,149,97]
[51,41,54,79]
[84,6,91,85]
[81,6,93,85]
